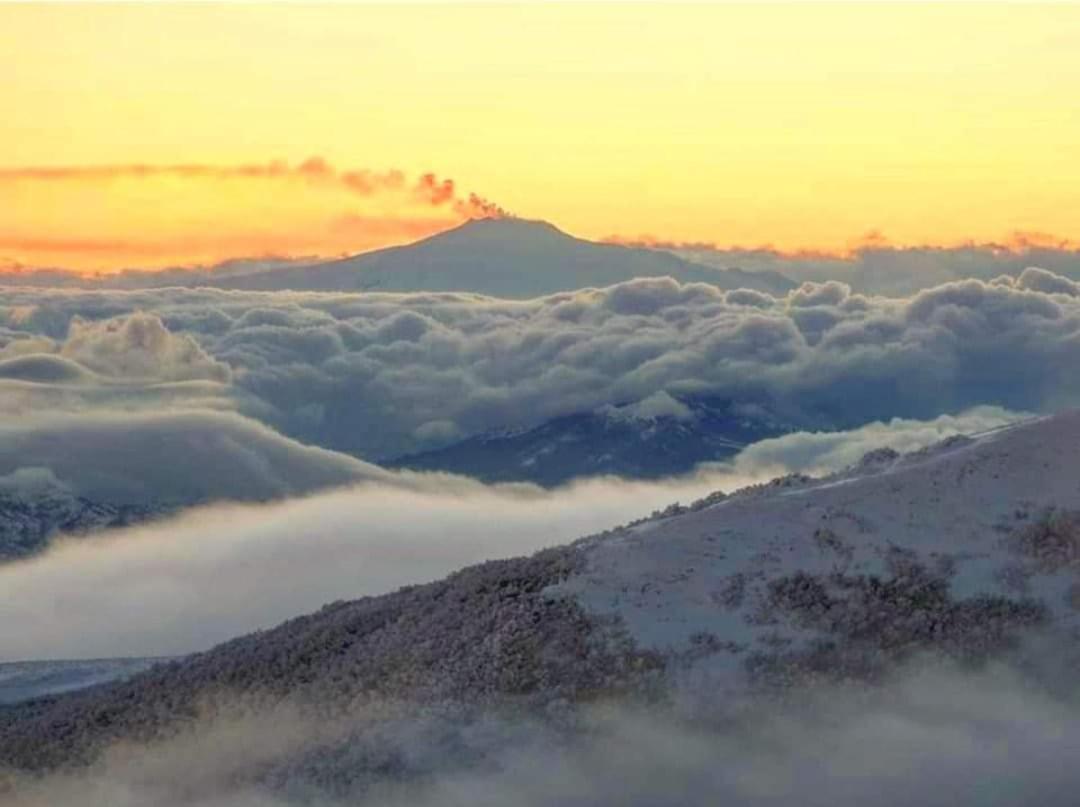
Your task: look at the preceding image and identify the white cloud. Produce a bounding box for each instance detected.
[601,390,694,422]
[723,406,1025,478]
[60,312,230,382]
[3,272,1079,460]
[0,409,390,505]
[0,407,1020,661]
[0,472,758,660]
[7,658,1080,807]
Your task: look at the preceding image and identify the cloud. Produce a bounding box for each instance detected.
[7,657,1080,807]
[600,389,694,422]
[0,354,93,384]
[0,228,439,265]
[722,406,1025,479]
[0,158,505,271]
[0,409,390,506]
[58,313,231,382]
[0,158,503,216]
[0,407,1021,660]
[0,377,238,424]
[2,273,1080,459]
[646,240,1080,296]
[0,470,763,660]
[0,311,241,425]
[1013,266,1080,297]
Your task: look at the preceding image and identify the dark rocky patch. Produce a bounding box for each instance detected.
[749,565,1048,688]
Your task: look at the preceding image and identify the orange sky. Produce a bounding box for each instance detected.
[0,158,502,270]
[3,3,1080,272]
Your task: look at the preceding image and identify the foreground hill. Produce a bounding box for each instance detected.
[207,218,796,297]
[388,393,796,485]
[4,412,1080,785]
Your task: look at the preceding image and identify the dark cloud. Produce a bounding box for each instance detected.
[2,271,1080,459]
[0,354,93,384]
[7,639,1080,807]
[0,410,390,506]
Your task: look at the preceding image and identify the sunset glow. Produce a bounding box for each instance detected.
[4,3,1080,270]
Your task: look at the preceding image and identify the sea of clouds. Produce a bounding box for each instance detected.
[2,261,1078,804]
[2,267,1079,460]
[670,241,1080,296]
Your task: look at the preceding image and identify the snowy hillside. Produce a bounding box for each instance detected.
[4,411,1080,781]
[207,218,796,297]
[556,413,1080,688]
[0,486,168,560]
[388,394,798,485]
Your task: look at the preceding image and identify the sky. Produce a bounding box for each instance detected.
[3,2,1080,271]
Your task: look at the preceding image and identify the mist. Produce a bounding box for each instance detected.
[0,470,762,661]
[4,656,1078,806]
[0,406,1020,662]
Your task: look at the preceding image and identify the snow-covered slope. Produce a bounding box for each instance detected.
[208,218,796,297]
[4,412,1080,777]
[388,394,798,485]
[556,414,1080,687]
[0,486,169,560]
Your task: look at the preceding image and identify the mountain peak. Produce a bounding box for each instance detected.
[426,216,572,246]
[210,214,796,298]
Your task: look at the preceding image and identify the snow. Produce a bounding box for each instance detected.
[599,391,696,423]
[554,412,1080,684]
[0,477,168,560]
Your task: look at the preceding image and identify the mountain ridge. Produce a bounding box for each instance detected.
[4,411,1080,784]
[207,217,796,297]
[0,487,171,561]
[387,393,799,485]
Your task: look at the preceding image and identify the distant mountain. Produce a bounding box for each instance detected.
[207,218,796,297]
[0,410,398,561]
[387,393,797,485]
[0,659,166,705]
[5,411,1079,787]
[0,486,169,561]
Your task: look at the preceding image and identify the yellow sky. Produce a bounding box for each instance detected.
[3,3,1080,271]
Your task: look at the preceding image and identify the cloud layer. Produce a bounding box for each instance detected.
[2,270,1078,459]
[661,240,1080,296]
[0,410,389,505]
[7,657,1080,807]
